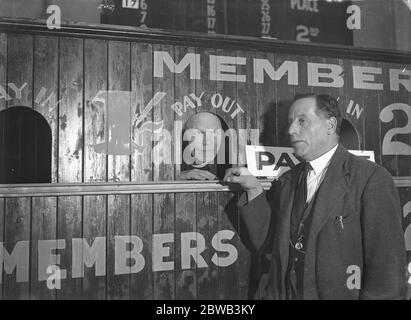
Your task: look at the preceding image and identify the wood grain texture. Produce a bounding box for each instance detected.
[392,62,411,177]
[196,191,219,299]
[30,197,57,300]
[0,33,7,111]
[84,39,108,183]
[195,46,219,299]
[380,61,398,176]
[107,194,130,299]
[131,42,153,182]
[174,46,197,300]
[129,42,154,300]
[215,48,240,299]
[82,195,106,300]
[34,36,59,183]
[58,38,83,183]
[57,196,82,299]
[0,198,4,300]
[3,198,30,299]
[153,44,175,300]
[6,33,33,108]
[256,51,276,147]
[235,49,255,299]
[107,41,131,182]
[362,60,383,165]
[130,193,153,299]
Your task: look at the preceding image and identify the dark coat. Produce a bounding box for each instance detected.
[239,145,407,299]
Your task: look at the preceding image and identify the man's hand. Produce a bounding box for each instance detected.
[178,169,217,180]
[223,167,263,202]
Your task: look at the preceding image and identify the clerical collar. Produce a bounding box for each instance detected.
[308,144,338,175]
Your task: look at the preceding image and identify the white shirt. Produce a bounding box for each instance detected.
[306,144,338,203]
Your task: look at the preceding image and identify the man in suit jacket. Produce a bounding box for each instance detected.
[224,94,407,299]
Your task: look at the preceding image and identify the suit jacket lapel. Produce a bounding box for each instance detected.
[308,145,350,240]
[303,144,350,299]
[274,165,304,297]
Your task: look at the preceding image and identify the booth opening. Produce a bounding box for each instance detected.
[0,106,52,183]
[340,118,360,150]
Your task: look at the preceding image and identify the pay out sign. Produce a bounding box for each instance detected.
[245,145,375,177]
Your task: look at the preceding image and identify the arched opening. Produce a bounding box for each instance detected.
[0,106,52,183]
[340,118,360,150]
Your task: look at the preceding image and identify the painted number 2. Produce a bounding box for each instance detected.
[380,103,411,155]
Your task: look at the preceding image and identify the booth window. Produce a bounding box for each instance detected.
[340,118,360,150]
[0,106,52,183]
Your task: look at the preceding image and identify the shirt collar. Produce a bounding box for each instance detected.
[308,143,338,175]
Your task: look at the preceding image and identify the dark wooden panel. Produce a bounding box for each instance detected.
[129,42,154,300]
[153,43,175,299]
[216,48,240,299]
[84,39,108,182]
[195,46,219,299]
[196,191,219,299]
[34,36,59,183]
[398,187,411,299]
[257,51,276,147]
[0,33,7,111]
[175,192,197,300]
[275,53,296,147]
[107,194,130,299]
[0,198,4,300]
[82,195,106,300]
[343,59,366,152]
[130,193,153,299]
[380,61,398,176]
[174,46,197,300]
[362,61,383,163]
[7,33,33,108]
[57,196,82,299]
[392,62,411,177]
[107,41,131,182]
[3,198,30,299]
[130,42,153,182]
[30,197,57,300]
[58,38,83,183]
[235,49,256,299]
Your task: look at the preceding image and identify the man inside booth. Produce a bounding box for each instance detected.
[224,93,407,299]
[179,111,230,180]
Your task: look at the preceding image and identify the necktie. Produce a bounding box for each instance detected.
[291,162,312,241]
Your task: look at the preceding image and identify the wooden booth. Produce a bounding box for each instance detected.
[0,18,410,299]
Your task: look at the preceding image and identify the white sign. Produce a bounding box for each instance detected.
[122,0,139,9]
[348,150,375,162]
[245,145,375,177]
[245,146,299,177]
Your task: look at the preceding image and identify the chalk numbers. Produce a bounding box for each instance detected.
[296,25,319,42]
[260,0,271,38]
[207,0,216,34]
[122,0,139,9]
[380,103,411,155]
[140,0,147,27]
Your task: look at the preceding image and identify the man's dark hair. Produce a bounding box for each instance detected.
[292,93,342,135]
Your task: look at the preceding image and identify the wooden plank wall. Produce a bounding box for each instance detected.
[0,31,410,299]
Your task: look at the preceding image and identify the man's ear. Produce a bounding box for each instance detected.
[327,117,338,134]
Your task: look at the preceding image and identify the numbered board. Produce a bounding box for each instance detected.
[103,0,353,44]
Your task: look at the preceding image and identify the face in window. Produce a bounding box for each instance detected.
[288,97,333,161]
[183,112,223,166]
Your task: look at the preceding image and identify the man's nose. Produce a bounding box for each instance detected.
[288,121,297,136]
